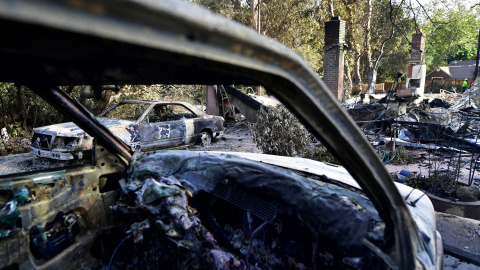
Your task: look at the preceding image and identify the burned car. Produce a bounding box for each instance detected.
[30,100,224,160]
[0,0,442,269]
[109,150,440,269]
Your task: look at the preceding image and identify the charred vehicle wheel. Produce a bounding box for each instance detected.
[198,131,212,146]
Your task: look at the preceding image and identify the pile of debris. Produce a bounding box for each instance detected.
[344,78,480,201]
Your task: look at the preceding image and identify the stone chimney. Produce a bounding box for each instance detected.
[323,17,346,101]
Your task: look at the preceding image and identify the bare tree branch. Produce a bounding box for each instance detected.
[374,25,395,70]
[388,0,410,44]
[366,0,397,93]
[408,0,419,31]
[414,0,437,27]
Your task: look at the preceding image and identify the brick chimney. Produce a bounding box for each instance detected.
[410,28,426,65]
[402,29,427,98]
[323,17,346,101]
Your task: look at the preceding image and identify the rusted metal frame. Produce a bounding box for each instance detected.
[27,84,132,164]
[395,120,480,152]
[134,103,157,125]
[0,0,425,268]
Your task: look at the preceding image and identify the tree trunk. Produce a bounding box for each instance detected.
[12,84,27,130]
[5,85,15,124]
[250,0,260,32]
[344,0,361,95]
[474,27,480,81]
[58,113,64,124]
[364,0,373,80]
[366,68,377,94]
[32,95,37,128]
[16,84,27,131]
[352,53,362,95]
[367,26,395,94]
[0,90,7,129]
[328,0,334,17]
[345,63,352,98]
[251,0,264,95]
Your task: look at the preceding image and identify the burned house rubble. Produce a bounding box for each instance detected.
[345,77,480,201]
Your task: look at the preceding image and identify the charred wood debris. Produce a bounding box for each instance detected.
[344,81,480,201]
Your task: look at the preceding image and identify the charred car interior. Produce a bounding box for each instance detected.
[0,0,442,269]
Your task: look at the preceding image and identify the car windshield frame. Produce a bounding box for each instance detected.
[98,102,151,122]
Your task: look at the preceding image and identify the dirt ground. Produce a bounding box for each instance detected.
[187,121,261,153]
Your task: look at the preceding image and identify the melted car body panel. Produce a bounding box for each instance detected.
[139,120,186,151]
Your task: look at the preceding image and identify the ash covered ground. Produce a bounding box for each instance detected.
[187,121,261,153]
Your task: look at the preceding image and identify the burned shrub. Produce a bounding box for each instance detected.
[407,171,457,199]
[390,146,415,165]
[303,146,340,165]
[0,135,30,156]
[250,105,309,156]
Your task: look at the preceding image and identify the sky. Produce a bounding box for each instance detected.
[404,0,480,24]
[415,0,478,8]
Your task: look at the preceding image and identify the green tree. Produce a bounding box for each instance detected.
[370,0,413,82]
[363,0,414,91]
[193,0,326,72]
[422,0,479,70]
[257,0,325,71]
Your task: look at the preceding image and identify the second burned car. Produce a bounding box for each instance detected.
[30,100,224,160]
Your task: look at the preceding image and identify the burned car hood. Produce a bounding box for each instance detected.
[33,118,134,137]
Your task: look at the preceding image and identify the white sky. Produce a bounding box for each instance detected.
[414,0,479,8]
[404,0,480,24]
[416,0,477,5]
